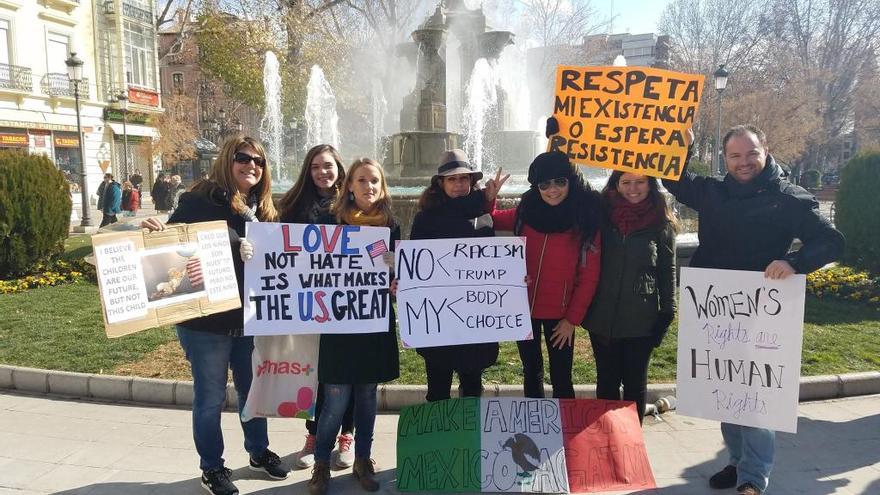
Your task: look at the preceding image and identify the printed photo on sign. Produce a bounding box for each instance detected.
[243,223,392,336]
[675,267,807,433]
[141,244,205,307]
[548,66,704,180]
[395,237,532,348]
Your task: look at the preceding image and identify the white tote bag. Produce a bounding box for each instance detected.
[241,334,320,422]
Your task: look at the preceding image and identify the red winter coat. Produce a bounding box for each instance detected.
[491,208,601,323]
[124,188,140,213]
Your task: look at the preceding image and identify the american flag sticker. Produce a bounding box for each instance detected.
[364,239,388,266]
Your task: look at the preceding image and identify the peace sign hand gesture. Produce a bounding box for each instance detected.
[484,168,511,203]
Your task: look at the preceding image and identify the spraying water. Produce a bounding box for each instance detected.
[371,79,387,158]
[260,51,284,181]
[462,58,498,172]
[305,65,341,150]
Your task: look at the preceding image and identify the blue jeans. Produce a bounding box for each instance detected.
[314,383,378,463]
[721,422,775,492]
[177,326,269,471]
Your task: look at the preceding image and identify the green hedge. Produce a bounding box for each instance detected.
[835,152,880,274]
[0,150,71,277]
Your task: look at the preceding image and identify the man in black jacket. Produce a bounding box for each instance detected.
[663,125,844,495]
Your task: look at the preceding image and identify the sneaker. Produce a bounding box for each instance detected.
[201,467,238,495]
[334,433,354,468]
[296,434,317,469]
[249,449,289,480]
[709,464,738,489]
[737,482,762,495]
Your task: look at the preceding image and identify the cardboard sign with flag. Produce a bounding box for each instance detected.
[397,398,655,493]
[243,223,392,336]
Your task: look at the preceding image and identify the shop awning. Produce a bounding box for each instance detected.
[108,122,159,138]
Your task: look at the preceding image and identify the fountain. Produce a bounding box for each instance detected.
[304,65,341,151]
[383,0,540,181]
[260,51,285,181]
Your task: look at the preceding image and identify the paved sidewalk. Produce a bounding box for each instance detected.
[0,392,878,495]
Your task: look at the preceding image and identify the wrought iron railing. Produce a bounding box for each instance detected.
[0,63,32,92]
[40,73,89,98]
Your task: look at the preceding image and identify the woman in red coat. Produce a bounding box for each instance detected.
[491,151,603,398]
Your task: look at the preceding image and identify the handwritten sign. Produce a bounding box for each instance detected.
[548,66,704,180]
[243,223,391,336]
[92,221,241,338]
[395,237,532,348]
[676,267,806,433]
[397,398,655,493]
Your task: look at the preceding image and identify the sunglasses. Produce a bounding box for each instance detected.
[537,177,568,191]
[233,152,266,168]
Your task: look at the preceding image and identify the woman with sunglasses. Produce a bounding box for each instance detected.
[307,158,399,495]
[140,136,288,495]
[490,151,603,398]
[273,144,357,470]
[409,149,509,403]
[583,171,678,424]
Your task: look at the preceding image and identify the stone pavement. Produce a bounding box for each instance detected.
[0,391,878,495]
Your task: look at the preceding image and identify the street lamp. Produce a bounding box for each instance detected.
[66,52,91,227]
[210,108,243,144]
[713,64,729,176]
[113,91,130,180]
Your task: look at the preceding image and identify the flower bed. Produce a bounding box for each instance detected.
[0,259,95,294]
[807,265,880,306]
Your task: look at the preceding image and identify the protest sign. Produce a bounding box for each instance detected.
[395,237,532,348]
[676,267,807,433]
[240,334,319,422]
[92,221,240,338]
[548,66,704,180]
[243,223,391,336]
[397,398,655,493]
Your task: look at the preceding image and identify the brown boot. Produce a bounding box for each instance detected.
[352,457,379,492]
[307,460,330,495]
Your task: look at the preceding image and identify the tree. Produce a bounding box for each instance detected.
[153,94,199,164]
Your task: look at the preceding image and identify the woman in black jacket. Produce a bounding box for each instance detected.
[409,149,508,402]
[276,144,357,470]
[140,136,288,495]
[583,171,678,425]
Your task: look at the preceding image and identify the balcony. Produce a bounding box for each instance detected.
[40,73,88,98]
[121,1,152,23]
[40,0,79,13]
[0,63,33,92]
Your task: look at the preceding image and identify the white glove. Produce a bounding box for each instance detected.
[240,238,254,262]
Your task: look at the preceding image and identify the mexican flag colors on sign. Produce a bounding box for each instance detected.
[396,398,656,493]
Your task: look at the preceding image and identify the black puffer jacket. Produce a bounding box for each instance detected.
[168,190,254,335]
[663,155,844,273]
[409,190,499,373]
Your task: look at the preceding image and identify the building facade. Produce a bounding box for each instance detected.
[0,0,162,215]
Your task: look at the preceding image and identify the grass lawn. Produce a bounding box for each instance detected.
[1,271,877,382]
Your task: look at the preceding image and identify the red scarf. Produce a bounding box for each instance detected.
[608,191,661,235]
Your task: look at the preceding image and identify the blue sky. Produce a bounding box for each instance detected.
[606,0,672,35]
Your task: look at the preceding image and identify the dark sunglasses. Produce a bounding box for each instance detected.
[233,152,266,168]
[537,177,568,191]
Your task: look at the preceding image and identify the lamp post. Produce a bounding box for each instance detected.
[66,52,91,227]
[713,64,729,176]
[116,91,130,180]
[210,108,243,145]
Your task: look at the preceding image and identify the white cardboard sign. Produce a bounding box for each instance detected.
[395,237,532,348]
[675,267,807,433]
[243,223,391,336]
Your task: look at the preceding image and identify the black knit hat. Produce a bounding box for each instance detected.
[527,151,574,185]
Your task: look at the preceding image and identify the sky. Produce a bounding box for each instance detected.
[605,0,672,35]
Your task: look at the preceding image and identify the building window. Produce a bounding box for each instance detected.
[0,20,10,66]
[124,20,156,89]
[47,32,70,74]
[172,72,183,93]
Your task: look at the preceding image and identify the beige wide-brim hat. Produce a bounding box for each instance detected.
[432,149,484,182]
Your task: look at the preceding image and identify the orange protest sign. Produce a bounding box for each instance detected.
[548,66,705,180]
